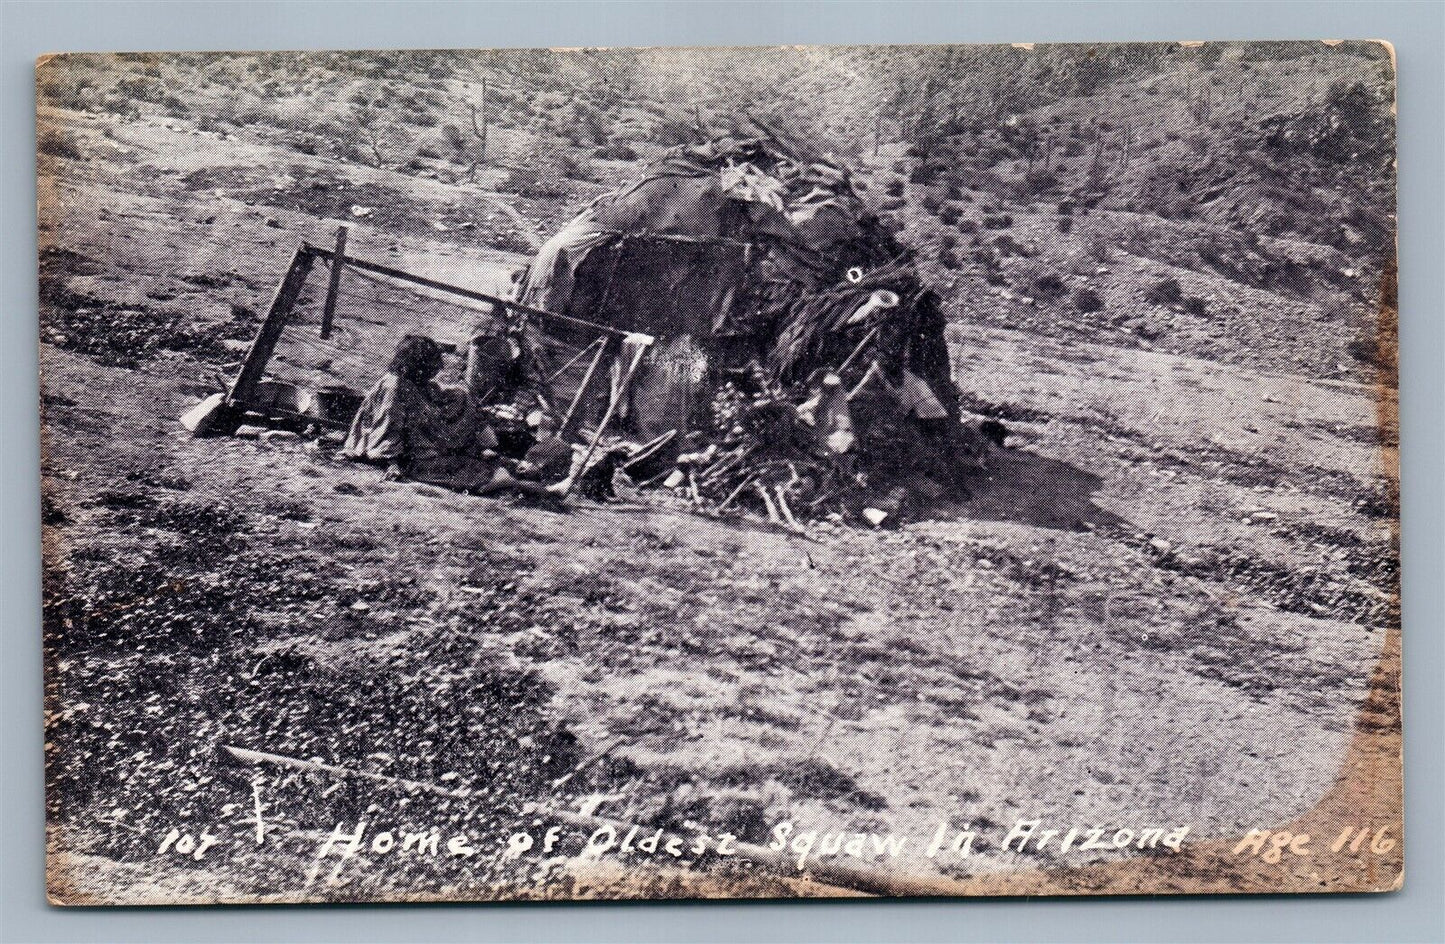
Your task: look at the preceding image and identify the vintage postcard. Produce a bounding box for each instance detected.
[38,41,1401,904]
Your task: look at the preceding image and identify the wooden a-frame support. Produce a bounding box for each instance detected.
[202,231,651,450]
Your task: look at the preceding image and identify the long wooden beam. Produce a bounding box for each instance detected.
[302,243,640,340]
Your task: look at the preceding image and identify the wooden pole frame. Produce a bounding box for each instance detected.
[317,225,349,340]
[304,242,634,339]
[561,339,651,499]
[223,238,653,433]
[559,334,617,440]
[226,243,316,409]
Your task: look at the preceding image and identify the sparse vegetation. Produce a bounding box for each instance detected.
[1146,277,1183,306]
[38,128,82,160]
[1074,287,1105,312]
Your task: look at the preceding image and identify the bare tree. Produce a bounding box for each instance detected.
[351,105,387,166]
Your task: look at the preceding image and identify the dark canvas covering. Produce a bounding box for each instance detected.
[519,136,957,440]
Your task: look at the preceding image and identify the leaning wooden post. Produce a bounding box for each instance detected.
[544,335,605,386]
[561,336,651,499]
[559,334,617,440]
[318,225,349,339]
[227,243,315,409]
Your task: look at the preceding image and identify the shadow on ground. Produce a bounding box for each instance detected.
[946,446,1126,533]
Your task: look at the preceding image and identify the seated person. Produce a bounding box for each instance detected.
[464,332,514,405]
[465,326,555,413]
[345,335,564,499]
[513,411,575,483]
[507,409,623,500]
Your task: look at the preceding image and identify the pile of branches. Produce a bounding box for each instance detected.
[634,361,978,530]
[767,259,924,383]
[642,362,838,528]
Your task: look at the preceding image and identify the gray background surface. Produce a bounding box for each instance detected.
[3,1,1441,942]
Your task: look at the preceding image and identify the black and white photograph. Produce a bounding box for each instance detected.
[37,40,1401,904]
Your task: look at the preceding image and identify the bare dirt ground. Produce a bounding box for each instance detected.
[38,75,1400,903]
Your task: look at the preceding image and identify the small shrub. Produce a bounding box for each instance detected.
[956,219,978,235]
[504,164,566,198]
[908,161,944,186]
[1145,277,1183,306]
[1034,273,1067,298]
[1025,170,1059,193]
[1181,296,1208,316]
[37,128,81,160]
[884,178,904,198]
[1057,216,1074,234]
[993,234,1027,256]
[440,123,467,153]
[938,203,961,226]
[982,214,1013,229]
[40,81,89,111]
[98,92,140,119]
[502,149,591,198]
[594,140,638,161]
[115,76,164,103]
[1074,287,1104,312]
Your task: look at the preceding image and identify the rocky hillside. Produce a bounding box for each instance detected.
[38,42,1395,382]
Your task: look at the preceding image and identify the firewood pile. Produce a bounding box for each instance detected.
[626,360,980,531]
